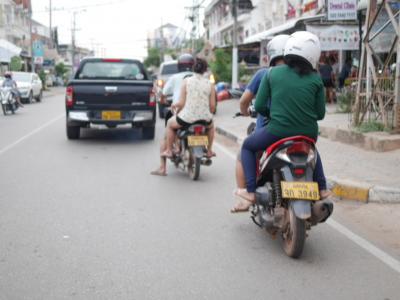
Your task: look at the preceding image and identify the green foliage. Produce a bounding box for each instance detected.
[336,90,355,113]
[144,48,161,68]
[10,56,22,71]
[55,62,67,77]
[355,121,385,133]
[38,70,47,89]
[209,48,232,83]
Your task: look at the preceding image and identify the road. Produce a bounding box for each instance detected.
[0,91,399,299]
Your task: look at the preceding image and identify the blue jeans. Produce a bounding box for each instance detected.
[241,128,327,193]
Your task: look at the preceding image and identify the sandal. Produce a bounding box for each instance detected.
[160,150,173,158]
[230,198,254,213]
[205,151,216,158]
[150,169,167,176]
[320,189,332,200]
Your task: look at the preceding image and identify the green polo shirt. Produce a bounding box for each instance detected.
[255,64,325,139]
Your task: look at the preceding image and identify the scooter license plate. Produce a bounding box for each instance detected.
[102,111,121,120]
[188,135,208,146]
[281,181,320,201]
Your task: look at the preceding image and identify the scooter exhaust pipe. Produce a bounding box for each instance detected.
[311,199,334,223]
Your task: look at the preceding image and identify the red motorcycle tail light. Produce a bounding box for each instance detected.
[287,142,310,155]
[193,125,205,135]
[294,168,305,175]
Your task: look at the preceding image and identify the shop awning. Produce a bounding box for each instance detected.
[243,14,325,44]
[0,39,22,63]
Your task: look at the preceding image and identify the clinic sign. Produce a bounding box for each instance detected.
[327,0,357,21]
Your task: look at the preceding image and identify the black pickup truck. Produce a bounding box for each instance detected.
[65,58,156,139]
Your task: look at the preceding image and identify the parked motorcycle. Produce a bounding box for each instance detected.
[0,87,18,115]
[236,109,333,258]
[168,121,212,181]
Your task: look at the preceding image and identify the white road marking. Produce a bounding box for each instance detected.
[0,114,64,156]
[214,141,400,275]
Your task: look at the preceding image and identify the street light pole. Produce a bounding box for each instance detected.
[232,0,238,88]
[49,0,53,48]
[30,11,35,72]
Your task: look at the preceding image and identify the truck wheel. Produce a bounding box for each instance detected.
[66,124,80,139]
[158,102,165,119]
[142,126,155,140]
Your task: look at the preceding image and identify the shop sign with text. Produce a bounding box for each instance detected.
[327,0,357,20]
[306,25,359,51]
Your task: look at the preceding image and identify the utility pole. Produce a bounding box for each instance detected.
[231,0,238,88]
[395,10,400,131]
[71,11,77,73]
[160,18,165,63]
[30,11,35,72]
[49,0,53,48]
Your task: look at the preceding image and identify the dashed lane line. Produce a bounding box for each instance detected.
[0,114,64,157]
[214,141,400,275]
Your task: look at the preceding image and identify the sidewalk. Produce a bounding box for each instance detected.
[214,99,400,203]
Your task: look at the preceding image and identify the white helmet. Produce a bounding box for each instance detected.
[267,34,290,66]
[284,31,321,69]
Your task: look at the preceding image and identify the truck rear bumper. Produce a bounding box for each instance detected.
[68,110,154,123]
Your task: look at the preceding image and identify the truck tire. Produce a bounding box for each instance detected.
[142,126,155,140]
[66,124,80,139]
[158,102,165,119]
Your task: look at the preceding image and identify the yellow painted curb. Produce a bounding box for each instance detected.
[332,184,369,202]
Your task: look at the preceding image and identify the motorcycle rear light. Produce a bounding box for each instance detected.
[66,86,74,108]
[149,89,156,107]
[287,142,310,155]
[294,168,305,175]
[194,125,205,135]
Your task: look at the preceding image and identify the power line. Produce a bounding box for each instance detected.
[33,0,128,14]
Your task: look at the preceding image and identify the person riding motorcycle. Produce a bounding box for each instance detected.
[151,54,195,176]
[233,31,328,211]
[235,34,290,191]
[161,57,216,159]
[2,71,24,107]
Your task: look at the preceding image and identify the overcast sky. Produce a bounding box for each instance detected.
[32,0,210,60]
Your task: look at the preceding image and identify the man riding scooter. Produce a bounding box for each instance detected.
[2,71,24,107]
[150,54,195,176]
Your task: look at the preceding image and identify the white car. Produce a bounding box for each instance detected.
[13,72,43,103]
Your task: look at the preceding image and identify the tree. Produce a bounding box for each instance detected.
[10,56,22,71]
[144,48,161,68]
[55,62,67,78]
[209,48,232,83]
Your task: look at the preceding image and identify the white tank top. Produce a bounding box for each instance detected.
[178,74,213,123]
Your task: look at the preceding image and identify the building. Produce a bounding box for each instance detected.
[147,23,186,50]
[0,0,32,68]
[58,44,94,73]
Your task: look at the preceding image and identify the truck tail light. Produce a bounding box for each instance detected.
[149,89,156,107]
[66,86,74,108]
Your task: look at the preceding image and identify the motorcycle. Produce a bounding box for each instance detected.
[1,87,18,115]
[168,120,212,181]
[236,108,333,258]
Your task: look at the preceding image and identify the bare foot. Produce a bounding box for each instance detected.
[206,150,216,158]
[231,198,254,213]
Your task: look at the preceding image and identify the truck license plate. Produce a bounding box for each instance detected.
[188,136,208,146]
[281,181,320,201]
[102,111,121,120]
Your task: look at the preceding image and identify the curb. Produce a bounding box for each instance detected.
[216,125,400,204]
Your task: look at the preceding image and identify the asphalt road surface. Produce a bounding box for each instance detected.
[0,91,399,299]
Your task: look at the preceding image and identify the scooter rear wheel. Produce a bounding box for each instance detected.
[1,103,7,115]
[188,153,201,181]
[282,205,306,258]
